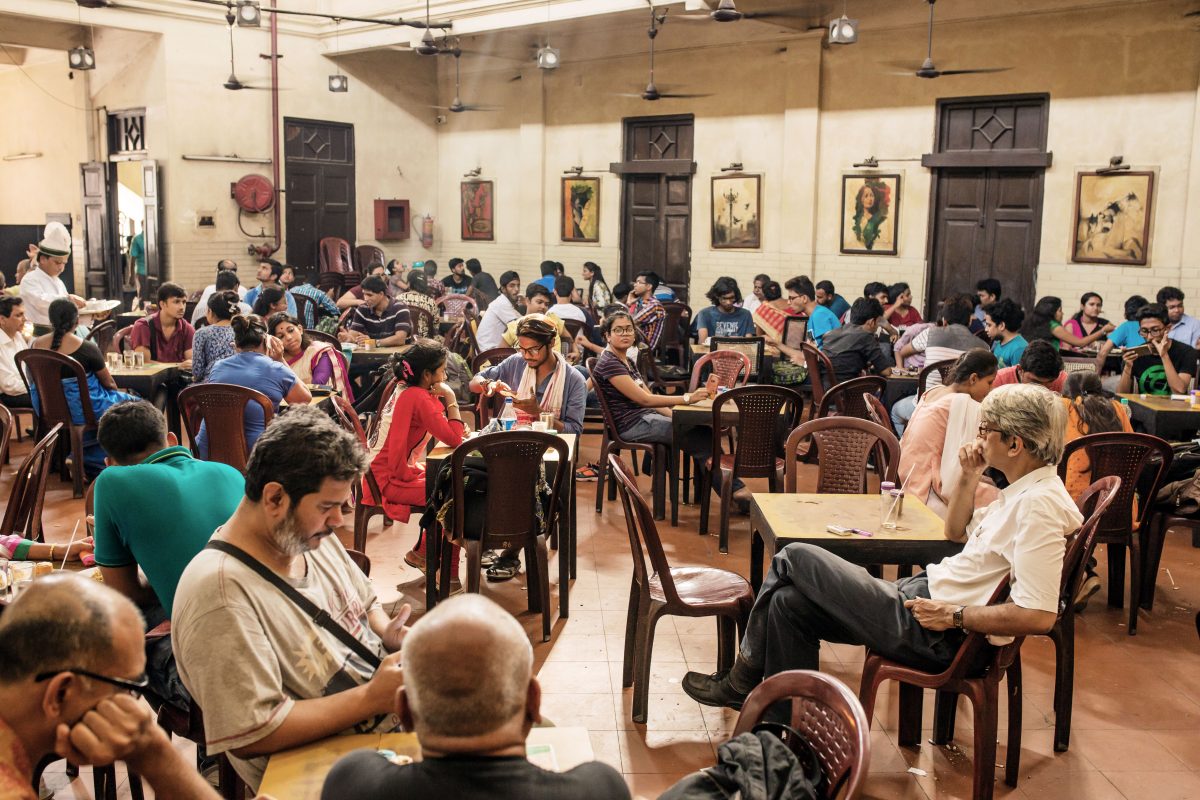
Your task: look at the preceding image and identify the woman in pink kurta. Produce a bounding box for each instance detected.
[899,350,1000,518]
[365,341,465,564]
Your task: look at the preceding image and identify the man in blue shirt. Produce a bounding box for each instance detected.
[695,277,754,341]
[1157,286,1200,349]
[533,260,559,291]
[975,278,1002,323]
[983,298,1028,368]
[786,276,840,347]
[814,280,850,321]
[1096,294,1149,370]
[244,259,297,317]
[289,274,340,328]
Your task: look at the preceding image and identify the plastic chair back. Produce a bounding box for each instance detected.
[0,423,62,540]
[917,358,956,399]
[784,417,900,494]
[800,342,835,404]
[712,385,803,478]
[609,453,687,606]
[15,349,97,430]
[178,383,274,472]
[1057,432,1172,538]
[86,320,118,354]
[862,392,898,438]
[816,375,887,420]
[688,350,752,392]
[305,328,341,348]
[436,294,477,321]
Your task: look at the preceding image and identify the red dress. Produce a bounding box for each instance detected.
[367,387,464,521]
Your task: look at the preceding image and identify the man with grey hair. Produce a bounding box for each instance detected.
[173,406,410,790]
[0,575,218,799]
[321,595,628,799]
[685,383,1082,709]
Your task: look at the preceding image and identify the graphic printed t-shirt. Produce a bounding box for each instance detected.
[694,306,755,339]
[1129,340,1198,396]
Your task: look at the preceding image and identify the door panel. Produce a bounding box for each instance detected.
[80,162,111,299]
[284,119,355,276]
[140,160,162,298]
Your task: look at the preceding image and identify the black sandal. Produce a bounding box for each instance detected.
[486,555,521,582]
[480,550,500,568]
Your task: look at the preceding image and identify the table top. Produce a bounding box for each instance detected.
[690,342,781,358]
[427,432,577,464]
[752,492,946,542]
[110,361,181,378]
[1118,393,1200,413]
[258,727,594,800]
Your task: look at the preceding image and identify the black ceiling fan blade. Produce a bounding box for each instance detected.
[741,10,812,20]
[457,105,501,112]
[656,91,713,98]
[935,67,1012,76]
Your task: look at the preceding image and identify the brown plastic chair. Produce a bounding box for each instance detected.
[562,317,586,345]
[86,319,118,354]
[154,693,244,800]
[1056,431,1172,635]
[687,350,752,392]
[177,383,274,473]
[610,454,753,724]
[0,423,62,541]
[436,293,477,321]
[916,358,956,399]
[733,670,871,800]
[699,386,804,553]
[319,236,354,277]
[16,349,98,499]
[1144,513,1200,611]
[588,357,676,523]
[1042,475,1123,752]
[431,431,568,641]
[784,417,900,494]
[0,404,11,465]
[346,548,372,576]
[354,244,385,273]
[403,304,438,340]
[640,347,689,395]
[292,292,317,328]
[113,325,135,354]
[305,328,341,348]
[657,301,693,368]
[355,383,414,554]
[800,342,836,408]
[815,375,887,420]
[862,392,899,438]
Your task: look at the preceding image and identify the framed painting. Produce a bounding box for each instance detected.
[1071,171,1154,266]
[460,180,494,241]
[840,174,899,255]
[711,174,761,249]
[561,177,600,243]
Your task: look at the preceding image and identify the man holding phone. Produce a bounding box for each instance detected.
[1117,303,1197,396]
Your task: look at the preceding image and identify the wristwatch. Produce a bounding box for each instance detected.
[953,606,966,630]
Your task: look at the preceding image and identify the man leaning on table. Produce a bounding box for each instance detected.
[683,384,1082,708]
[320,595,630,800]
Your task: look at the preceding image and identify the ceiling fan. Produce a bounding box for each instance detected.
[429,51,500,113]
[676,0,809,24]
[221,5,272,90]
[616,8,711,102]
[889,0,1011,79]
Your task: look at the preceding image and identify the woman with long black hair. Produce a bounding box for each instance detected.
[1024,296,1114,351]
[582,261,613,312]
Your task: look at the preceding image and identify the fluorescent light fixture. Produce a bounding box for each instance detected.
[536,45,560,70]
[829,14,858,44]
[68,46,96,70]
[236,1,261,27]
[2,152,43,161]
[328,74,349,92]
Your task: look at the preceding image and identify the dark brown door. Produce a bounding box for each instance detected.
[80,161,113,298]
[284,118,355,278]
[140,160,163,298]
[929,167,1043,313]
[618,115,694,301]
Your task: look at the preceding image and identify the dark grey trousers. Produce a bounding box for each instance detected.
[741,544,964,677]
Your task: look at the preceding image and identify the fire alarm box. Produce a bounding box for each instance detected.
[374,199,411,241]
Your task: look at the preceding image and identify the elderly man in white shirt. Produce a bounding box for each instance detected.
[0,296,30,408]
[683,383,1082,708]
[20,222,85,334]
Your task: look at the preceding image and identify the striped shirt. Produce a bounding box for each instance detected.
[629,296,666,350]
[289,283,339,328]
[348,300,412,341]
[912,324,987,388]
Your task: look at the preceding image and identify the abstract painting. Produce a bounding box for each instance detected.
[711,175,761,249]
[561,177,600,242]
[460,180,494,241]
[1072,171,1154,265]
[840,174,899,256]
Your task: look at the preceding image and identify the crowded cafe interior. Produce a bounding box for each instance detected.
[2,0,1200,798]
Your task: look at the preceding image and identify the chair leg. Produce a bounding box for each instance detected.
[129,769,146,800]
[858,658,884,732]
[1106,542,1126,609]
[718,469,734,554]
[632,605,664,725]
[465,540,482,594]
[716,615,736,671]
[622,579,642,688]
[932,690,957,744]
[424,529,440,610]
[698,461,714,535]
[353,508,369,552]
[682,452,691,505]
[438,536,455,601]
[1049,616,1074,751]
[535,537,552,642]
[525,542,542,614]
[1006,655,1023,788]
[1128,534,1142,635]
[1140,517,1166,611]
[71,426,85,499]
[595,445,608,513]
[897,682,924,747]
[969,682,1000,800]
[93,765,117,800]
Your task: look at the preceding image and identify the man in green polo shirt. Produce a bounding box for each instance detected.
[93,399,243,710]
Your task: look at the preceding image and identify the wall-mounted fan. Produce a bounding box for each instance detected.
[888,0,1011,79]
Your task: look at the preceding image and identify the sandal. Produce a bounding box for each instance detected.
[575,464,601,482]
[403,549,425,570]
[480,550,500,568]
[486,555,522,582]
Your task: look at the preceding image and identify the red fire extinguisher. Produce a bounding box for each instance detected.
[412,214,434,249]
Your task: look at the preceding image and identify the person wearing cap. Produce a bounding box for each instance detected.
[20,222,84,335]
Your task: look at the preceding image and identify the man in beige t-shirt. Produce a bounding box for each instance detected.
[173,408,411,790]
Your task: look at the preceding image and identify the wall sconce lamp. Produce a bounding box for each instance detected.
[68,46,96,70]
[463,167,482,178]
[1096,156,1130,175]
[852,156,879,168]
[536,45,560,70]
[719,162,744,173]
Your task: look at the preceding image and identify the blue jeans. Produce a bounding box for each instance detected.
[891,394,917,438]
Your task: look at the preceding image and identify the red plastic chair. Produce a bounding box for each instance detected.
[815,375,887,420]
[436,293,477,321]
[800,342,836,409]
[687,350,752,392]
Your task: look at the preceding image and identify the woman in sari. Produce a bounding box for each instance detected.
[898,350,999,518]
[751,280,792,341]
[31,299,138,478]
[268,313,354,402]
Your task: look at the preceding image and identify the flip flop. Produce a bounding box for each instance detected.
[486,555,521,582]
[480,550,500,568]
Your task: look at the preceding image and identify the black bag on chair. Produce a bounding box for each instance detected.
[658,725,824,800]
[419,459,489,540]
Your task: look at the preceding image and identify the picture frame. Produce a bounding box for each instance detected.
[1071,170,1154,266]
[711,174,761,249]
[840,174,899,256]
[460,180,494,241]
[561,176,600,243]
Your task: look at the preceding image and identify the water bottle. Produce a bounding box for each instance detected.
[880,481,897,529]
[499,397,518,431]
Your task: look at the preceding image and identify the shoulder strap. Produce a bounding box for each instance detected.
[205,540,382,669]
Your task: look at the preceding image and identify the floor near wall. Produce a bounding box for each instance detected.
[15,432,1200,800]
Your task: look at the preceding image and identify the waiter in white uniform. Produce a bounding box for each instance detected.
[19,222,85,335]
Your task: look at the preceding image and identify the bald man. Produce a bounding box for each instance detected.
[321,595,629,800]
[0,575,218,800]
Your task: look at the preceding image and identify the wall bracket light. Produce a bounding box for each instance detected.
[1096,155,1130,175]
[829,14,858,44]
[464,166,482,178]
[236,1,261,27]
[719,162,744,173]
[328,74,349,92]
[536,45,560,70]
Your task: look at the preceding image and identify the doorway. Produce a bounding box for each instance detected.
[925,94,1051,315]
[284,118,355,279]
[614,115,695,302]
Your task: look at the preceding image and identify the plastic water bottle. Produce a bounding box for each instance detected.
[500,397,518,431]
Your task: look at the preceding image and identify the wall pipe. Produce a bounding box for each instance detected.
[270,8,282,255]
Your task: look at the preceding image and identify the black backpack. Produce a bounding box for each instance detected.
[659,725,825,800]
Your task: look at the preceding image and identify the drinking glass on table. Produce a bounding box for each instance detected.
[123,352,135,368]
[107,352,121,370]
[133,352,145,368]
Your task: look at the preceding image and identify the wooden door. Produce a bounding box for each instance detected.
[284,118,355,278]
[79,162,113,299]
[140,160,163,298]
[617,115,694,301]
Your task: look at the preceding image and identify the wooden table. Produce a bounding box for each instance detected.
[1118,393,1200,440]
[345,344,410,366]
[259,727,594,800]
[424,433,578,617]
[748,493,960,590]
[110,361,184,437]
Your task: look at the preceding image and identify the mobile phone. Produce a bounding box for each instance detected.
[1128,343,1155,357]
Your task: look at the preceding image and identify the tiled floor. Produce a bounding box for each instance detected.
[12,432,1200,799]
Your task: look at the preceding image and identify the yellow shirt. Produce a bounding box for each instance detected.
[501,313,567,347]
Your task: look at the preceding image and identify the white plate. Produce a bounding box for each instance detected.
[81,300,120,315]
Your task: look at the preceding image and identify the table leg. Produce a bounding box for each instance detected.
[670,447,679,527]
[651,446,666,521]
[750,507,766,592]
[559,473,572,620]
[165,382,182,440]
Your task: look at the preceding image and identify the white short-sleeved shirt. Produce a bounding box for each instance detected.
[19,267,69,325]
[926,465,1082,634]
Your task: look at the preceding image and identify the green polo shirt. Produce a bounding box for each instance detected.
[93,445,244,616]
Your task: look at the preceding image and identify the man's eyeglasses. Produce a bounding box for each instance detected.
[518,343,545,356]
[978,424,1007,439]
[35,668,149,696]
[1139,327,1165,336]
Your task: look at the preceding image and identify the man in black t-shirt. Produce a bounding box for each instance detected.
[819,297,894,385]
[321,595,629,800]
[441,257,472,295]
[1117,303,1198,396]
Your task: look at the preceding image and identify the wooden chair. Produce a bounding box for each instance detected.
[800,342,836,409]
[431,431,568,641]
[436,293,477,321]
[86,319,118,354]
[588,357,676,523]
[733,670,871,800]
[16,349,98,499]
[610,454,753,724]
[862,392,899,438]
[305,328,341,348]
[0,423,62,541]
[784,417,900,494]
[916,358,956,399]
[687,350,752,392]
[1056,432,1171,635]
[815,375,887,420]
[177,383,274,472]
[699,386,804,553]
